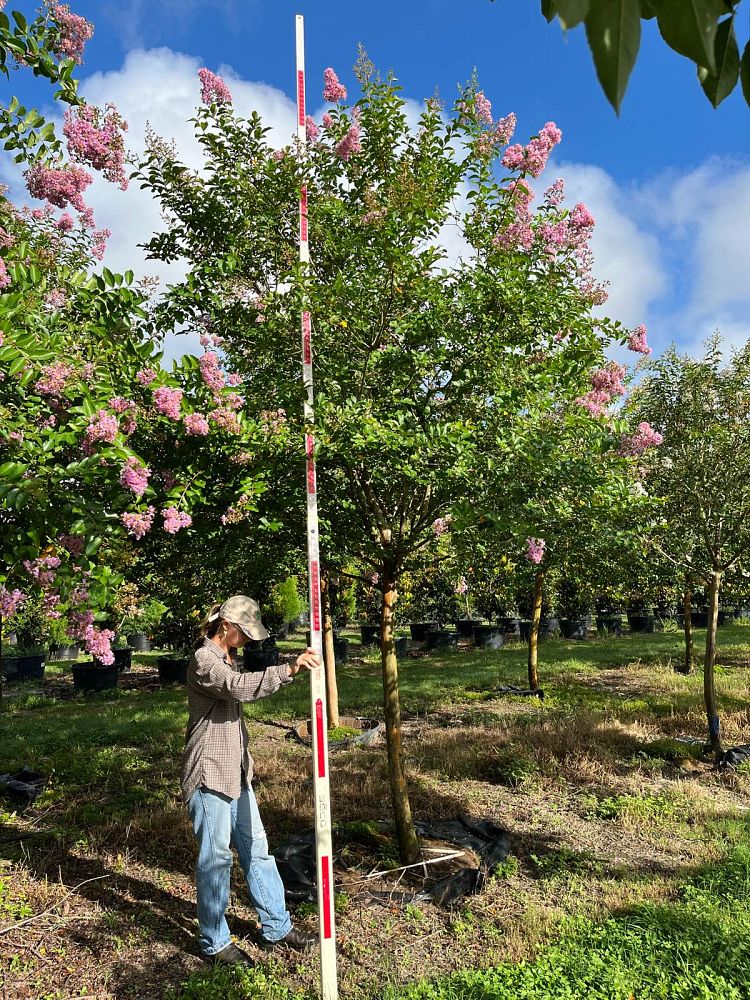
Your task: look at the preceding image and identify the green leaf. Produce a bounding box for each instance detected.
[585,0,642,113]
[639,0,657,17]
[741,40,750,105]
[698,15,740,107]
[557,0,590,28]
[541,0,558,21]
[652,0,727,76]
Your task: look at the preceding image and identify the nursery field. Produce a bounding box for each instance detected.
[2,626,750,999]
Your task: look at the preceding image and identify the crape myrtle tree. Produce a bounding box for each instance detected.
[137,55,639,862]
[628,336,750,754]
[0,5,269,671]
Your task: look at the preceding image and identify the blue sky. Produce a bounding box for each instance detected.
[5,1,750,359]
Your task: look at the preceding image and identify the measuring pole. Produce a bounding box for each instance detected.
[296,15,339,1000]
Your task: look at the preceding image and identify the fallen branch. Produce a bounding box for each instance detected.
[0,874,110,936]
[363,850,465,880]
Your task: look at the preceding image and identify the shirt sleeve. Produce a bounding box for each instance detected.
[192,649,293,703]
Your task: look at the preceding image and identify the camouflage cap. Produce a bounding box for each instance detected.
[219,595,270,642]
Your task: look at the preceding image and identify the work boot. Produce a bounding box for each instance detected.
[261,926,317,952]
[209,942,254,966]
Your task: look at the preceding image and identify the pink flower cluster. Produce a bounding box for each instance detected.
[85,409,119,448]
[544,178,565,207]
[109,396,135,413]
[628,324,652,355]
[322,112,334,130]
[198,68,232,105]
[163,507,192,534]
[51,4,94,63]
[259,408,287,434]
[454,576,469,595]
[306,116,319,142]
[502,121,562,178]
[25,162,92,212]
[0,586,26,618]
[199,351,225,393]
[63,104,128,189]
[59,534,84,555]
[209,406,242,434]
[69,608,94,637]
[44,288,68,311]
[474,91,493,126]
[362,207,387,226]
[0,260,10,291]
[432,515,453,537]
[184,412,210,435]
[323,68,347,102]
[91,228,110,260]
[121,506,155,539]
[335,120,361,160]
[493,178,535,252]
[120,457,151,498]
[83,625,115,665]
[42,592,62,619]
[135,367,157,386]
[55,212,75,232]
[153,386,183,419]
[35,361,73,396]
[576,363,626,418]
[619,421,663,457]
[23,554,61,587]
[525,537,546,564]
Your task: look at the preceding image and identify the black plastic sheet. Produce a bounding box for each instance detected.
[0,766,46,811]
[717,745,750,771]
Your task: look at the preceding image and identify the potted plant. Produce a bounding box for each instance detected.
[595,591,625,636]
[72,657,120,694]
[2,596,47,681]
[45,613,80,662]
[516,584,558,641]
[157,644,191,684]
[123,598,167,652]
[557,577,593,640]
[627,595,656,634]
[104,635,133,673]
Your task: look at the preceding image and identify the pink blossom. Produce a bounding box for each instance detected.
[0,330,4,346]
[162,507,192,534]
[91,228,110,260]
[525,537,546,564]
[272,149,285,162]
[362,207,387,225]
[454,576,469,595]
[230,451,253,465]
[305,116,319,142]
[0,227,16,248]
[25,162,92,212]
[183,412,210,435]
[120,413,137,436]
[227,372,242,387]
[474,91,493,125]
[50,4,94,63]
[42,592,62,619]
[63,104,128,189]
[83,625,115,665]
[619,421,663,457]
[119,457,151,498]
[0,586,26,618]
[23,555,61,587]
[59,534,84,555]
[199,351,225,393]
[0,259,11,291]
[591,362,626,399]
[544,178,565,207]
[152,386,183,419]
[335,121,361,160]
[85,409,119,447]
[8,430,24,444]
[121,506,155,539]
[323,68,347,102]
[79,206,95,229]
[40,414,57,429]
[501,121,562,178]
[209,406,242,434]
[35,361,73,396]
[259,408,287,434]
[627,324,652,356]
[68,608,94,637]
[322,113,334,129]
[432,515,453,537]
[135,367,157,387]
[44,288,67,311]
[109,396,134,413]
[569,202,595,230]
[55,212,75,232]
[223,391,243,411]
[198,67,232,105]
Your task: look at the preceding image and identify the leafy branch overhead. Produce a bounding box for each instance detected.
[528,0,750,111]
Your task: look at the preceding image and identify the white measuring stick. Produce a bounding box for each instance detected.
[295,15,339,1000]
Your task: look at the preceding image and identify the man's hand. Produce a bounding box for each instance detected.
[289,647,321,676]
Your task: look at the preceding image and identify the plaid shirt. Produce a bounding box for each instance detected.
[180,638,293,802]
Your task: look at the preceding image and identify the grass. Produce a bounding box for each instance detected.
[2,624,750,998]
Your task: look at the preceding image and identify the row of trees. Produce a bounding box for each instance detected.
[1,4,747,863]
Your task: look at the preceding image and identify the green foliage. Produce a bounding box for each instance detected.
[265,576,304,633]
[536,0,749,111]
[484,747,538,788]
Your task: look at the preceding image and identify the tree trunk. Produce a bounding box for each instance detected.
[527,569,544,691]
[676,587,693,674]
[380,563,420,864]
[704,569,723,755]
[320,575,340,729]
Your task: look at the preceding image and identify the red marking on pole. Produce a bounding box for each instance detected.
[303,311,312,364]
[300,186,308,243]
[321,855,333,938]
[311,560,321,630]
[297,70,305,125]
[315,699,326,777]
[307,459,316,495]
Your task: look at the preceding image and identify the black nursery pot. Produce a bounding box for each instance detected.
[473,625,505,650]
[360,625,380,647]
[333,636,348,667]
[497,617,521,637]
[690,610,708,629]
[519,618,558,642]
[2,653,45,681]
[425,629,458,652]
[127,632,152,652]
[157,656,189,684]
[560,617,591,640]
[596,615,623,636]
[627,613,655,634]
[454,619,483,638]
[101,647,133,673]
[409,622,439,643]
[72,661,119,694]
[242,639,279,671]
[394,636,408,658]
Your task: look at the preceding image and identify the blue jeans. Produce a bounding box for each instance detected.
[187,783,293,955]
